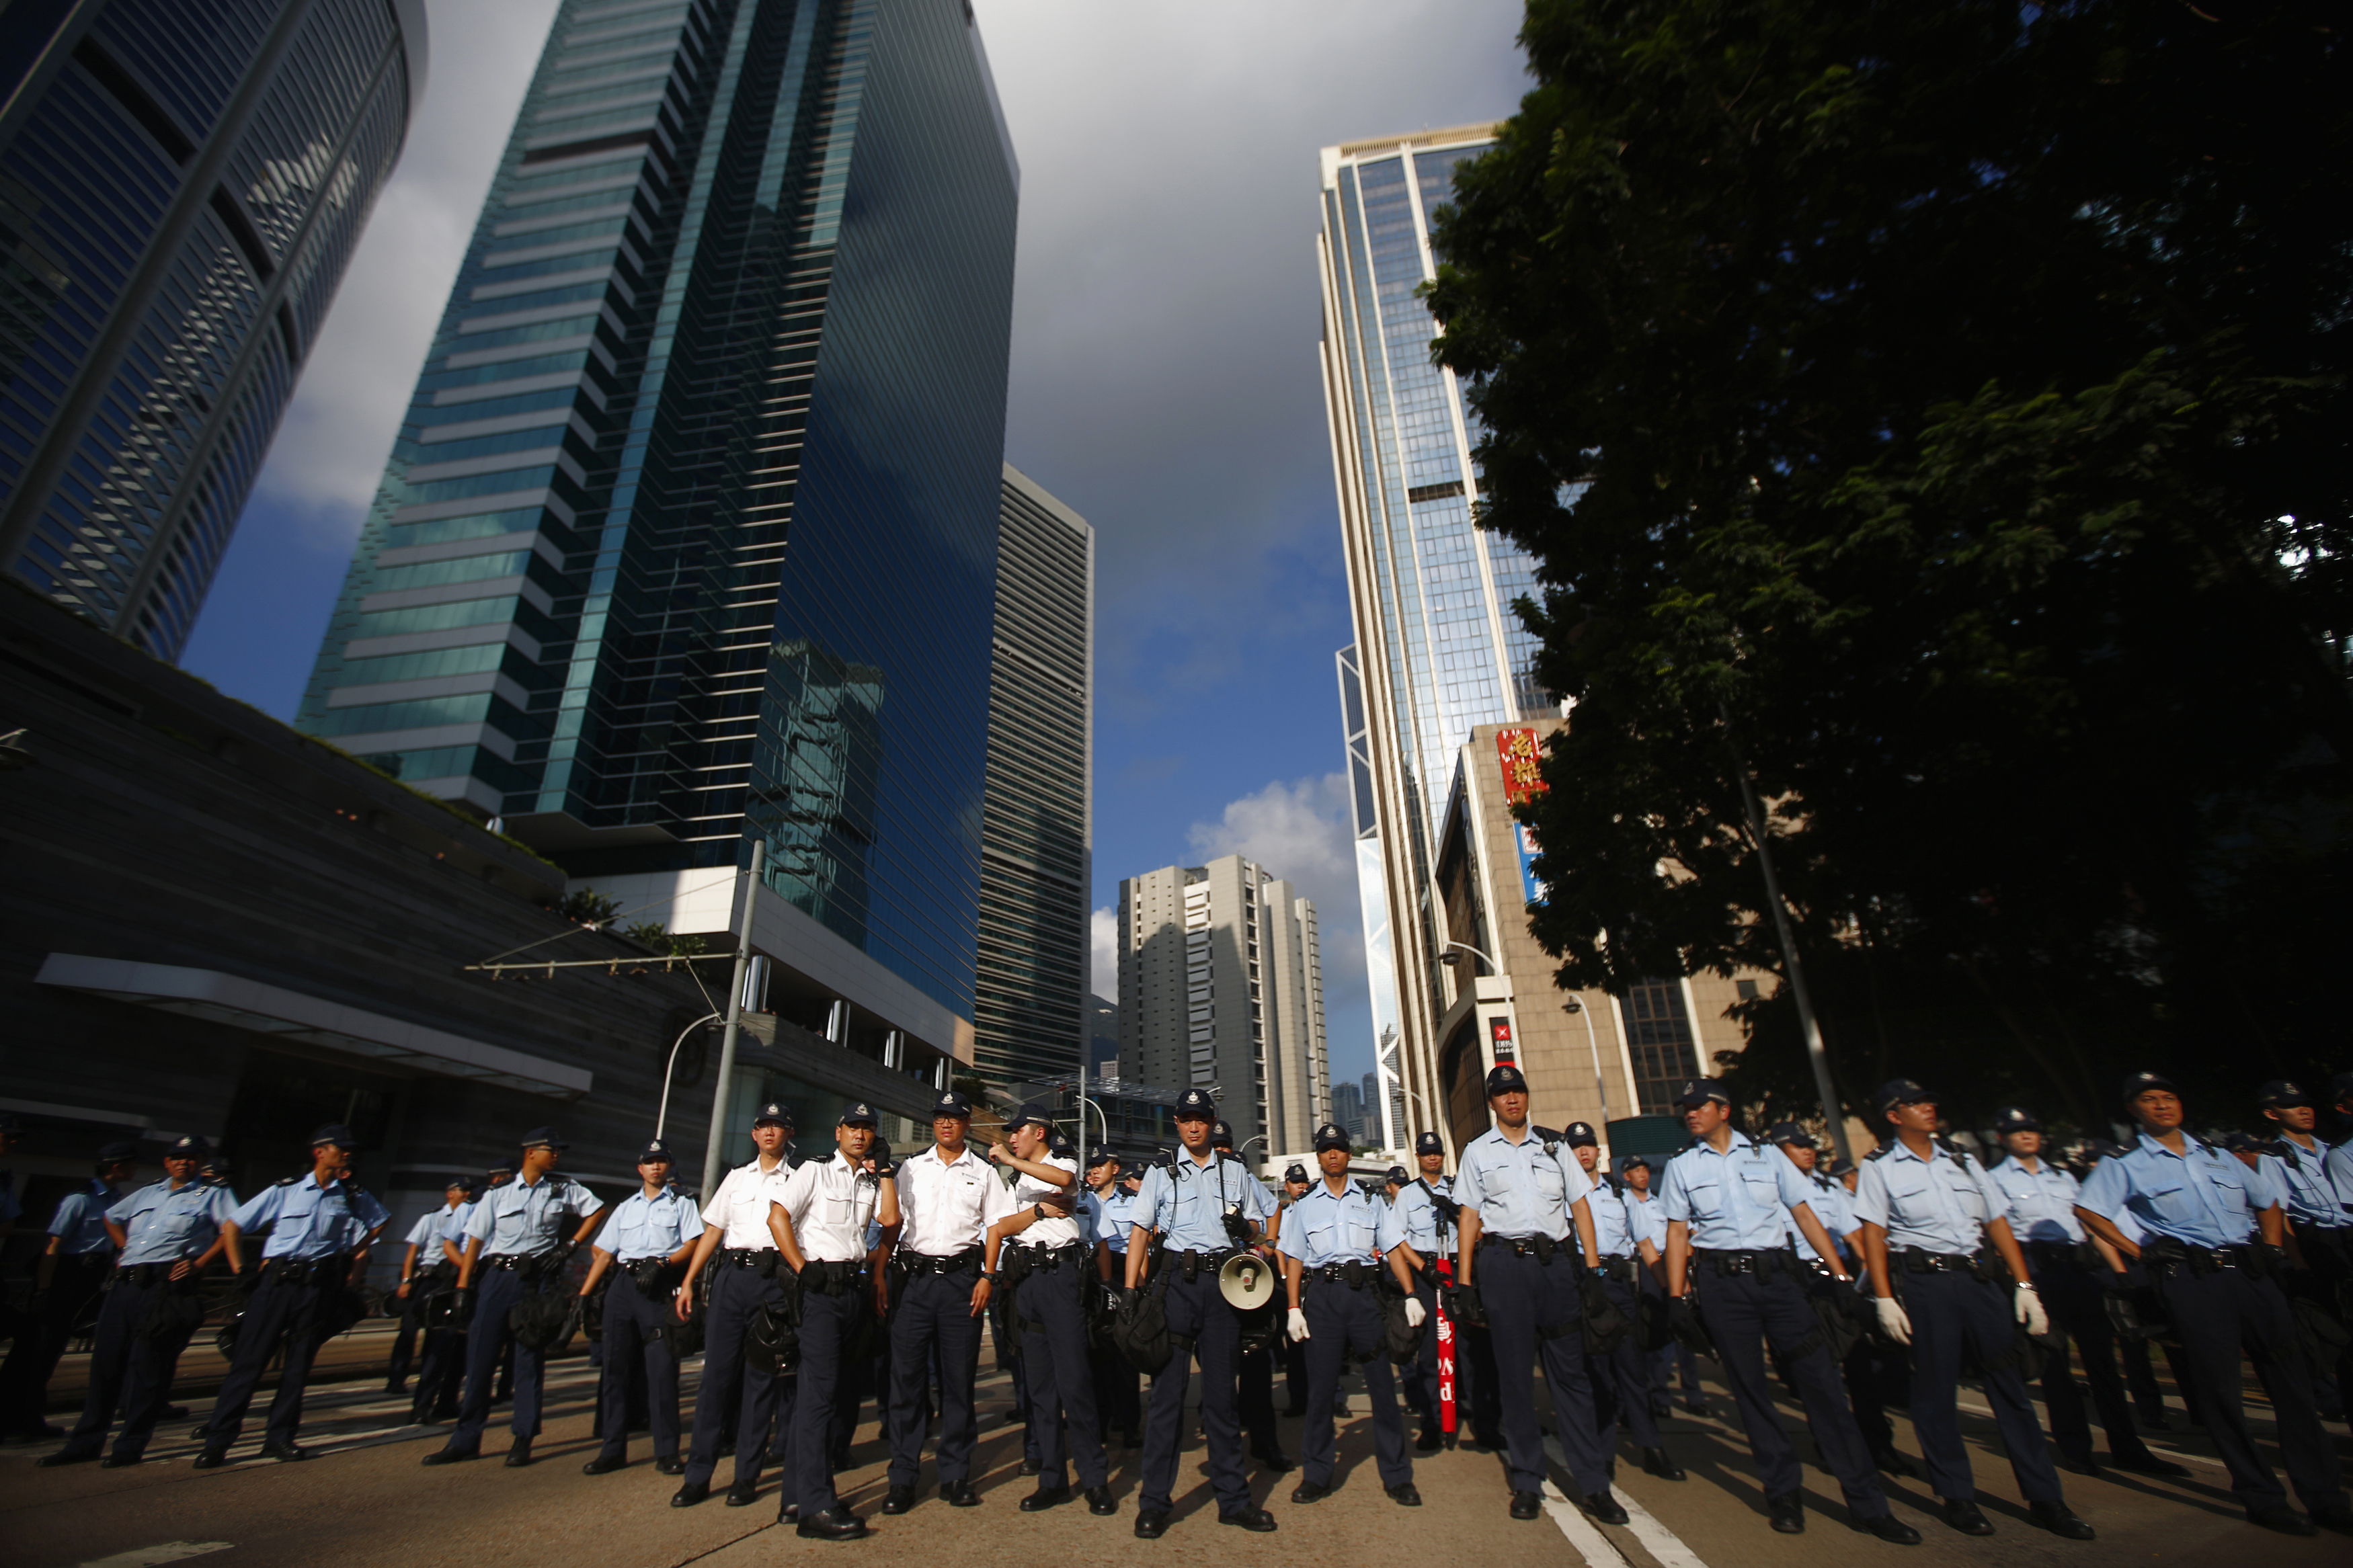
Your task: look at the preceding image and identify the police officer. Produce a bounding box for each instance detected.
[1449,1065,1624,1524]
[670,1100,795,1508]
[1208,1118,1291,1473]
[2077,1072,2352,1535]
[879,1088,1015,1512]
[0,1139,136,1439]
[405,1178,475,1425]
[1084,1147,1142,1448]
[1767,1122,1911,1477]
[195,1125,389,1466]
[2255,1079,2352,1417]
[387,1179,469,1399]
[1385,1132,1462,1447]
[1564,1122,1685,1481]
[1658,1079,1917,1542]
[1985,1106,2186,1480]
[37,1136,233,1467]
[1281,1120,1418,1507]
[768,1101,898,1540]
[985,1102,1115,1516]
[1124,1086,1279,1537]
[1853,1081,2093,1539]
[1622,1154,1700,1419]
[422,1127,604,1468]
[579,1139,700,1475]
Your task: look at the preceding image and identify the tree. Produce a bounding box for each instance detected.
[1426,0,2352,1131]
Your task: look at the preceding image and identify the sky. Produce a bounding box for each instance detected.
[177,0,1535,1092]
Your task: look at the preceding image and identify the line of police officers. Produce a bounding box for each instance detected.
[12,1067,2353,1542]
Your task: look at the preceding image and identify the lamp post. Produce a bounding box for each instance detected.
[699,839,764,1199]
[656,1011,723,1140]
[1561,997,1613,1125]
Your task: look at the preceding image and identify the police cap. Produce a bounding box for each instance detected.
[1619,1153,1652,1173]
[1673,1078,1730,1110]
[838,1102,879,1127]
[752,1101,794,1128]
[1414,1130,1444,1157]
[1048,1130,1075,1157]
[1174,1088,1216,1120]
[1002,1102,1051,1134]
[2119,1071,2178,1105]
[1765,1120,1816,1149]
[518,1126,569,1151]
[310,1123,358,1151]
[1313,1122,1351,1153]
[1991,1106,2040,1135]
[930,1090,973,1119]
[637,1139,675,1165]
[1564,1122,1599,1148]
[2256,1079,2309,1110]
[1385,1165,1408,1185]
[165,1134,212,1157]
[1485,1063,1529,1097]
[1872,1079,1936,1118]
[1211,1120,1235,1149]
[1283,1162,1310,1184]
[96,1139,139,1164]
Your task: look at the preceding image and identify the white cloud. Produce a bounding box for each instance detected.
[1185,773,1369,1015]
[1090,905,1119,1001]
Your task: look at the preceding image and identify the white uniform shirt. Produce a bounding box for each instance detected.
[776,1151,882,1263]
[701,1155,795,1249]
[893,1144,1017,1255]
[1007,1153,1083,1249]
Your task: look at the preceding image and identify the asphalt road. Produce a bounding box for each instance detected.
[3,1325,2349,1568]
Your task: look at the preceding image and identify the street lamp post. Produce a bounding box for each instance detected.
[656,1011,723,1140]
[1561,997,1613,1126]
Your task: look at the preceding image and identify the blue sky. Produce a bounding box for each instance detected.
[178,0,1532,1091]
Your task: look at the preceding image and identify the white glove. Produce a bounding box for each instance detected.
[1287,1307,1310,1341]
[1874,1296,1913,1346]
[1404,1296,1427,1328]
[2015,1284,2048,1337]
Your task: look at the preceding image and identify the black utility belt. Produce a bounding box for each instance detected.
[719,1247,780,1273]
[1895,1247,1994,1278]
[115,1262,194,1288]
[2024,1239,2100,1270]
[1479,1233,1569,1263]
[481,1251,563,1278]
[1693,1246,1796,1278]
[1310,1260,1378,1288]
[2147,1241,2264,1277]
[1592,1255,1638,1283]
[261,1254,351,1285]
[1167,1247,1236,1282]
[799,1258,866,1294]
[1014,1243,1088,1271]
[902,1247,982,1276]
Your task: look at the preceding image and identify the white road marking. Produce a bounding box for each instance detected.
[1544,1435,1712,1568]
[1950,1399,2227,1471]
[1540,1479,1634,1568]
[74,1544,233,1568]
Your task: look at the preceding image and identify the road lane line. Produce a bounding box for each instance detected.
[1950,1399,2227,1471]
[1544,1435,1711,1568]
[1540,1480,1634,1568]
[74,1544,233,1568]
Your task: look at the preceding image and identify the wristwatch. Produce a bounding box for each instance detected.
[1031,1202,1045,1223]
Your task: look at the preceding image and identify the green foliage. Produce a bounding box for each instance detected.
[1427,0,2352,1128]
[558,889,622,927]
[622,919,706,958]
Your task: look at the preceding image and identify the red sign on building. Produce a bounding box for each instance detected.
[1489,1015,1516,1064]
[1497,727,1547,804]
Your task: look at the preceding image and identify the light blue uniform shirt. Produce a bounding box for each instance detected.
[50,1182,124,1254]
[1657,1134,1818,1251]
[1455,1126,1595,1242]
[1585,1178,1636,1259]
[1133,1151,1273,1251]
[110,1178,236,1268]
[1988,1155,2087,1244]
[1853,1141,2007,1255]
[2077,1133,2267,1248]
[1275,1180,1391,1267]
[1084,1188,1134,1253]
[2258,1138,2345,1231]
[1784,1170,1856,1260]
[598,1188,701,1262]
[1390,1176,1458,1257]
[1624,1188,1669,1256]
[403,1205,460,1252]
[2239,1154,2289,1216]
[231,1173,389,1260]
[2325,1143,2353,1224]
[463,1173,601,1257]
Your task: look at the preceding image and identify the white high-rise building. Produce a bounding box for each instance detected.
[1116,854,1324,1159]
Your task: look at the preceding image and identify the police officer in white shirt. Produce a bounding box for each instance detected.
[879,1089,1014,1514]
[670,1101,796,1508]
[986,1102,1115,1516]
[768,1102,899,1540]
[578,1139,701,1476]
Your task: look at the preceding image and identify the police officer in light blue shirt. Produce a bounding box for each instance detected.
[1451,1064,1625,1528]
[424,1126,604,1469]
[1083,1149,1141,1449]
[1278,1122,1415,1508]
[2254,1079,2352,1422]
[39,1136,235,1467]
[1659,1079,1915,1542]
[1123,1086,1277,1538]
[403,1178,476,1425]
[2076,1071,2350,1534]
[1563,1122,1685,1482]
[195,1124,389,1466]
[1382,1133,1470,1448]
[0,1135,137,1438]
[579,1139,700,1476]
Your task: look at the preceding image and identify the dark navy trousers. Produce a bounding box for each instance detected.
[1016,1254,1107,1490]
[595,1270,681,1462]
[2155,1263,2346,1512]
[886,1265,986,1488]
[789,1285,861,1517]
[61,1272,200,1460]
[2024,1250,2144,1460]
[1478,1244,1611,1497]
[1693,1261,1890,1518]
[685,1259,787,1487]
[1139,1266,1253,1516]
[1901,1268,2062,1503]
[201,1266,342,1450]
[1585,1272,1661,1448]
[1300,1280,1410,1491]
[449,1266,551,1450]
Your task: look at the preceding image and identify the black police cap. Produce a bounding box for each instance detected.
[1673,1078,1730,1110]
[1086,1145,1120,1167]
[1872,1079,1936,1118]
[1385,1165,1408,1184]
[930,1090,973,1119]
[310,1123,358,1151]
[1313,1122,1351,1152]
[1765,1120,1816,1149]
[1991,1106,2040,1134]
[1211,1119,1235,1147]
[1174,1088,1215,1118]
[1414,1130,1443,1156]
[2256,1079,2309,1110]
[1563,1122,1599,1147]
[752,1101,795,1128]
[838,1102,879,1126]
[2120,1071,2178,1104]
[1485,1063,1529,1097]
[1283,1162,1310,1184]
[1047,1130,1075,1155]
[637,1139,675,1165]
[1618,1153,1652,1172]
[518,1126,569,1151]
[1002,1102,1051,1134]
[96,1139,139,1164]
[165,1134,212,1157]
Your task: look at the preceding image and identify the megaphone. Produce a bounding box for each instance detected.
[1218,1251,1277,1311]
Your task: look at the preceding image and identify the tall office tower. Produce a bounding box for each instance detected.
[1319,122,1546,1154]
[297,0,1019,1094]
[1330,1077,1364,1144]
[1117,854,1322,1155]
[1259,874,1328,1153]
[973,464,1092,1091]
[0,0,426,658]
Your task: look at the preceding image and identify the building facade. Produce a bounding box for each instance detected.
[292,0,1019,1103]
[0,0,426,659]
[1320,123,1557,1155]
[1115,854,1323,1155]
[973,464,1092,1090]
[1259,874,1329,1154]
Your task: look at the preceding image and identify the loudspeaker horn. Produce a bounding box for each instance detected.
[1218,1251,1277,1311]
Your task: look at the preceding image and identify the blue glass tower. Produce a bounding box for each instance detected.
[298,0,1017,1063]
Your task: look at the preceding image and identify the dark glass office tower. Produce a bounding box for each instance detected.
[298,0,1019,1051]
[973,464,1091,1090]
[0,0,426,659]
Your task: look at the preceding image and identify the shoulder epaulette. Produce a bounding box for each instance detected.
[2266,1139,2301,1171]
[1862,1144,1891,1161]
[274,1175,300,1186]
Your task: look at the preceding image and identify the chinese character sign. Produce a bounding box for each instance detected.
[1497,727,1547,804]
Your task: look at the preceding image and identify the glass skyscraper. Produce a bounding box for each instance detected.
[973,463,1091,1090]
[1319,124,1550,1150]
[0,0,426,659]
[298,0,1018,1078]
